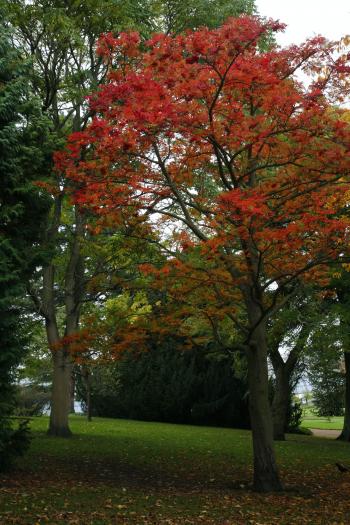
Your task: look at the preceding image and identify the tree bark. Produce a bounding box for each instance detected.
[45,311,72,437]
[246,301,283,492]
[271,367,289,441]
[87,383,92,422]
[270,323,308,441]
[337,351,350,441]
[69,368,76,414]
[48,347,73,437]
[39,262,73,438]
[82,366,92,422]
[45,205,84,437]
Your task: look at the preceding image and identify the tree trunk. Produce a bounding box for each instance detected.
[87,387,92,422]
[45,314,72,437]
[40,263,73,438]
[45,205,84,437]
[48,347,73,437]
[270,323,308,441]
[50,204,84,432]
[272,368,290,441]
[245,301,283,492]
[70,368,76,414]
[337,352,350,441]
[82,366,92,421]
[86,374,92,422]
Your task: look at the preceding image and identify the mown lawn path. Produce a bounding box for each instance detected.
[310,428,340,439]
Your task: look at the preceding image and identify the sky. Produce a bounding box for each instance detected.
[256,0,350,46]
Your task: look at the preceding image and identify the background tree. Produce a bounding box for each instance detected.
[333,270,350,440]
[149,0,256,34]
[307,346,344,417]
[15,318,52,417]
[268,288,318,440]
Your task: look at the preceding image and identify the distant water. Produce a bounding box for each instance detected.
[44,401,83,415]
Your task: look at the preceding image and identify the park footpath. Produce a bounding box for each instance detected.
[310,428,340,438]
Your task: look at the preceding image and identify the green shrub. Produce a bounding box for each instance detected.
[15,385,50,416]
[77,340,250,429]
[0,418,31,471]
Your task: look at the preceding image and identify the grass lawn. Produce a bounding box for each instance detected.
[1,416,350,524]
[302,416,344,430]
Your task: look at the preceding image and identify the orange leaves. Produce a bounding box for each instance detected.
[50,329,100,361]
[219,189,270,219]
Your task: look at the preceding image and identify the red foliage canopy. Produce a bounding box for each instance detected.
[58,16,350,309]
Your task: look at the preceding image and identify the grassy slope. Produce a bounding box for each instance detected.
[1,416,350,524]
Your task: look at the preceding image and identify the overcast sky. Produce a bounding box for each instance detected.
[256,0,350,45]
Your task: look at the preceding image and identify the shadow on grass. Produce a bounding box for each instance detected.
[7,430,251,493]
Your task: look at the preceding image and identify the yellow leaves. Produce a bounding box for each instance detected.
[339,35,350,49]
[105,290,152,324]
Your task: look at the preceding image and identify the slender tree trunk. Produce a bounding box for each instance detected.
[70,369,76,413]
[337,352,350,441]
[81,366,92,421]
[87,385,92,422]
[46,206,84,436]
[270,323,308,441]
[271,368,289,441]
[86,370,92,422]
[245,301,283,492]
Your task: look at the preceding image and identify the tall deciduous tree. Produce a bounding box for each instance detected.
[149,0,255,34]
[61,18,350,490]
[268,289,317,440]
[8,0,256,437]
[8,0,153,437]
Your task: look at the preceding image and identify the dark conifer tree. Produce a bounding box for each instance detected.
[0,8,50,469]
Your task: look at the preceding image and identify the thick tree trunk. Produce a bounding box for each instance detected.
[337,352,350,441]
[48,348,73,437]
[272,368,290,441]
[245,300,283,492]
[40,263,73,438]
[45,314,72,437]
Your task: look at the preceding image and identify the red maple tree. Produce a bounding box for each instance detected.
[57,16,350,491]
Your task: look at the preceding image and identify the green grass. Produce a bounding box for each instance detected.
[302,416,343,430]
[1,416,350,524]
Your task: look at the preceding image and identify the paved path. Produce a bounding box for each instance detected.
[310,428,340,438]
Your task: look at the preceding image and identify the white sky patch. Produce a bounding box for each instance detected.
[256,0,350,46]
